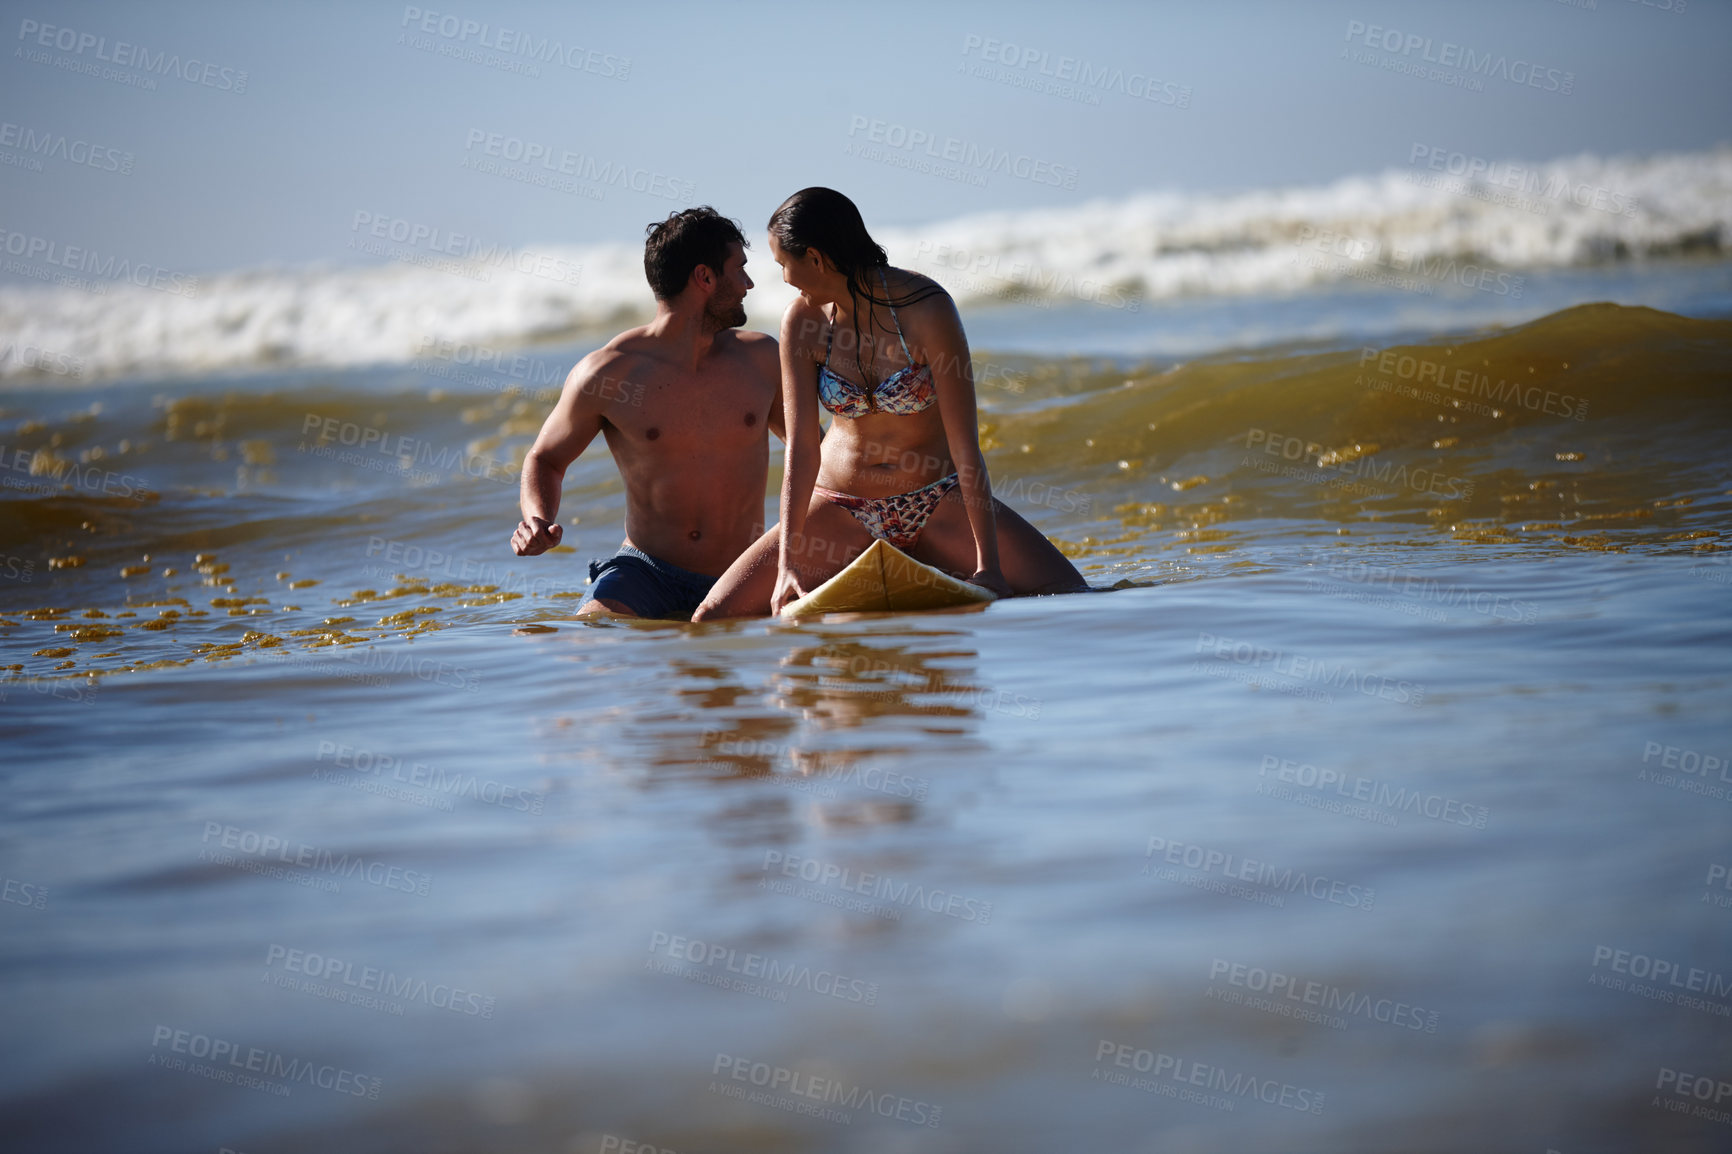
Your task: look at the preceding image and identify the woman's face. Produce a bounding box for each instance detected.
[769,234,831,303]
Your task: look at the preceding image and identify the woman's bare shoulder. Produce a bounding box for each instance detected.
[885,267,962,339]
[780,296,830,358]
[885,266,950,304]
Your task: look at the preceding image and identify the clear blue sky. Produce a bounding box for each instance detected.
[3,0,1727,278]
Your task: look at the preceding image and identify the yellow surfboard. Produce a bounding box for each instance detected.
[780,538,998,620]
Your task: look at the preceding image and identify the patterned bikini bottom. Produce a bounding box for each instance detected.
[815,473,960,550]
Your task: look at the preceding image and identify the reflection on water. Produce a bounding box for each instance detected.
[648,633,1000,821]
[775,633,1005,726]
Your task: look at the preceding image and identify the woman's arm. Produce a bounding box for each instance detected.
[773,300,826,613]
[917,287,1009,595]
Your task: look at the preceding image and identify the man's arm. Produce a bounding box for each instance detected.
[512,354,612,556]
[736,331,787,444]
[762,338,788,443]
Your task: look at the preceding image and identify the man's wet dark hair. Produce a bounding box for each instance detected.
[643,207,747,301]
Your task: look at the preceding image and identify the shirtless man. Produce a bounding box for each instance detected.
[510,207,783,618]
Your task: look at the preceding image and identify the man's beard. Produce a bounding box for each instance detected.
[704,291,747,331]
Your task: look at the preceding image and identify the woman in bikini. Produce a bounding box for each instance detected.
[693,187,1087,620]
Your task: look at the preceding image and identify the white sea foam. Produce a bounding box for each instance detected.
[2,147,1727,383]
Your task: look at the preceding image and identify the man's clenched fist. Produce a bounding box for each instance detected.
[512,516,563,556]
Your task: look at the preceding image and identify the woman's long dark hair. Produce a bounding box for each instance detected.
[768,187,943,384]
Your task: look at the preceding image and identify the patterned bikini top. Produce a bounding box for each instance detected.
[817,270,938,418]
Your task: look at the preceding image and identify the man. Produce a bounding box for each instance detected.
[511,207,783,618]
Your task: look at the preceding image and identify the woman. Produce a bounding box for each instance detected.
[693,188,1087,620]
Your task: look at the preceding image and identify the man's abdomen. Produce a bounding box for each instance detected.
[623,466,769,577]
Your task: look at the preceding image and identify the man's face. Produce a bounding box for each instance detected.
[704,242,751,330]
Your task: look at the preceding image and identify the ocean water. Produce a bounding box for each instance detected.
[3,249,1732,1150]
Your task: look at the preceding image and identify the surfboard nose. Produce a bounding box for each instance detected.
[780,539,997,620]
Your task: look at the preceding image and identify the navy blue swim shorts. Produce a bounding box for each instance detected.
[580,544,718,620]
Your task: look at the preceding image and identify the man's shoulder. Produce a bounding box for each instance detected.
[571,335,658,387]
[592,324,660,362]
[726,327,777,349]
[561,341,654,400]
[718,327,779,360]
[707,328,778,377]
